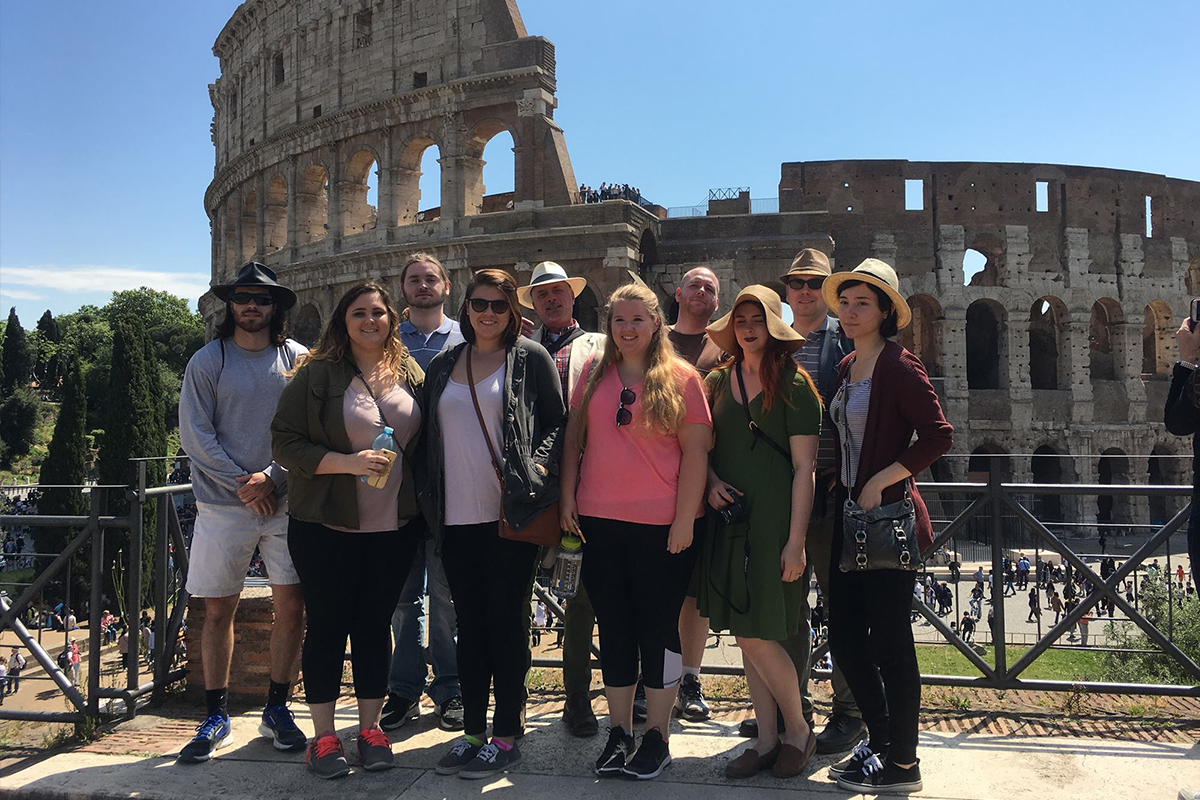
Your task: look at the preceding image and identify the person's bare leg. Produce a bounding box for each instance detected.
[605,684,636,732]
[202,595,240,690]
[358,697,386,730]
[269,583,304,684]
[310,701,336,737]
[643,686,675,741]
[741,651,779,752]
[738,636,810,748]
[678,597,709,672]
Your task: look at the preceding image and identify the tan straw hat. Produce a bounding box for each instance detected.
[516,261,588,309]
[707,285,806,355]
[778,248,832,282]
[822,258,912,329]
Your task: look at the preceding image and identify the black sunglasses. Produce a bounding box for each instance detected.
[468,298,511,314]
[230,292,275,306]
[787,277,825,291]
[616,387,636,427]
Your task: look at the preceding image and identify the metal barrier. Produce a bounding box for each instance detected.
[0,460,192,724]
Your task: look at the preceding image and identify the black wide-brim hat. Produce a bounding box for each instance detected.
[212,262,297,311]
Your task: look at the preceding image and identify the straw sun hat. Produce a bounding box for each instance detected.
[706,285,806,355]
[821,258,912,330]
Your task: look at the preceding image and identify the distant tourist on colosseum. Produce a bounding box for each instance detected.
[822,259,953,794]
[272,282,426,779]
[178,263,307,763]
[1165,310,1199,585]
[517,261,605,738]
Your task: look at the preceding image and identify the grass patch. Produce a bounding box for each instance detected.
[916,643,1105,682]
[0,566,35,595]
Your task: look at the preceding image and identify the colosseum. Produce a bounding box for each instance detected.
[202,0,1200,531]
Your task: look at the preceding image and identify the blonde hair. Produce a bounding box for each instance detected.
[290,283,408,381]
[578,283,696,436]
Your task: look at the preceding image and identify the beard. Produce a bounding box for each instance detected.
[235,311,271,333]
[404,290,447,310]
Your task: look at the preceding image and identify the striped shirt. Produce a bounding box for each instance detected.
[830,376,872,488]
[792,328,837,470]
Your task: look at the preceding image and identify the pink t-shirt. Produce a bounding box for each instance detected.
[572,363,712,525]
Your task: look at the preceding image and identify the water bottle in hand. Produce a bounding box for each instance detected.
[551,534,584,599]
[362,426,397,488]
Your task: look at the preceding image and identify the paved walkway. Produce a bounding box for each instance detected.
[1,699,1196,799]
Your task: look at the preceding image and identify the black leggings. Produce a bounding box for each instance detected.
[827,501,921,764]
[579,516,697,689]
[287,518,418,705]
[440,523,538,738]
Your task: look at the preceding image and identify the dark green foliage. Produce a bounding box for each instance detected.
[103,288,204,375]
[2,307,32,395]
[1102,577,1200,685]
[96,316,166,606]
[0,388,40,467]
[35,310,62,393]
[36,354,89,592]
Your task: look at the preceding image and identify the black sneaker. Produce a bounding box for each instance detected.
[459,741,522,779]
[433,696,465,731]
[178,711,232,763]
[632,680,647,723]
[828,738,878,777]
[816,711,867,755]
[563,691,599,738]
[435,738,483,775]
[594,726,635,777]
[380,693,419,731]
[621,728,671,780]
[837,757,922,795]
[673,674,711,721]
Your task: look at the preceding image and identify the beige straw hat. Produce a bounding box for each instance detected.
[707,285,806,355]
[821,258,912,329]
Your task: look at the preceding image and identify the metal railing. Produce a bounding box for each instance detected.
[0,461,192,724]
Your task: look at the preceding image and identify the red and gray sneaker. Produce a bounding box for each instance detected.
[356,726,394,771]
[306,732,350,780]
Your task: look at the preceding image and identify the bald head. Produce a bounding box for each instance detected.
[674,266,719,332]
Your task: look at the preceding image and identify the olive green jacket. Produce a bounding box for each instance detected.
[271,354,424,530]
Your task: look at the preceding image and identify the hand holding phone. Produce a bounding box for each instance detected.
[1190,298,1199,332]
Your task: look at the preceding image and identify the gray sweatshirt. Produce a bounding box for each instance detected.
[179,337,308,506]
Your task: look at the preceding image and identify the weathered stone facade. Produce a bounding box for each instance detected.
[204,1,1199,530]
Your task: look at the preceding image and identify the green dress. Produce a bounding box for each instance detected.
[698,366,822,640]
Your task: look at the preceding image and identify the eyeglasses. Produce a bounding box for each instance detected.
[230,292,275,306]
[787,277,825,291]
[616,387,636,427]
[468,298,511,314]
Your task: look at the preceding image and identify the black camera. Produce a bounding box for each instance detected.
[719,495,750,525]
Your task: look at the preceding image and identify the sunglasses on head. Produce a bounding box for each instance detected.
[616,387,636,427]
[468,298,511,314]
[787,277,826,291]
[230,292,275,306]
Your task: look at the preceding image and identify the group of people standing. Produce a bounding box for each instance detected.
[175,245,952,795]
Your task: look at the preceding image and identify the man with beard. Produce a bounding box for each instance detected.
[380,253,466,732]
[178,262,308,762]
[665,266,722,722]
[517,261,605,737]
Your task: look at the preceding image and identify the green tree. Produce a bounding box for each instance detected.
[1103,578,1199,685]
[103,288,204,376]
[57,306,113,430]
[1,307,32,395]
[0,388,39,467]
[36,354,89,596]
[35,310,62,393]
[96,316,166,606]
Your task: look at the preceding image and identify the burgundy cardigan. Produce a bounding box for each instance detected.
[833,340,954,552]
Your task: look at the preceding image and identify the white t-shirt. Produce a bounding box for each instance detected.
[438,364,506,526]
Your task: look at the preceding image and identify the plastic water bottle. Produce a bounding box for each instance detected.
[551,534,584,599]
[362,426,397,488]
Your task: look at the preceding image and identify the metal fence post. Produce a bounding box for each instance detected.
[86,490,105,718]
[989,461,1007,682]
[153,496,169,705]
[125,463,145,693]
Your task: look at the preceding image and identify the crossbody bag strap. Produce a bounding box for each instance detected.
[464,346,506,489]
[735,362,791,464]
[350,360,406,455]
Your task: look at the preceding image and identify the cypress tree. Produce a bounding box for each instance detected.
[96,316,164,607]
[1,307,32,395]
[37,354,89,595]
[36,310,61,392]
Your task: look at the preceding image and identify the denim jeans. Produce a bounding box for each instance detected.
[388,536,461,704]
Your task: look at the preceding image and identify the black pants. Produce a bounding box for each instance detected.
[288,518,418,705]
[579,516,696,689]
[828,498,921,764]
[440,522,538,738]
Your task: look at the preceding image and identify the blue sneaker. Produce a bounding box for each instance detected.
[179,711,232,763]
[259,704,307,751]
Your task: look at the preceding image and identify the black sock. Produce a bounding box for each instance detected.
[267,680,289,709]
[205,687,228,717]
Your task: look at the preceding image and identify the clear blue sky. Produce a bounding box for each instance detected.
[2,1,1198,323]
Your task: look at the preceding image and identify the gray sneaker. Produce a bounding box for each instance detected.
[459,741,522,780]
[306,733,350,780]
[435,738,483,775]
[356,727,393,771]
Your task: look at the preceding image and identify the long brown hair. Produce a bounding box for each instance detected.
[214,297,289,346]
[578,283,695,435]
[715,299,820,413]
[458,269,521,346]
[292,283,408,380]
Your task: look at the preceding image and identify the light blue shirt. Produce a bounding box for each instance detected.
[400,316,465,371]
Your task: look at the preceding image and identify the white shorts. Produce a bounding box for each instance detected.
[186,501,299,597]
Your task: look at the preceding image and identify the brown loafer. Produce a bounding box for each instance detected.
[725,742,781,779]
[772,729,817,778]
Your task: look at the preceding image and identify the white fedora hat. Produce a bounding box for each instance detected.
[516,261,588,309]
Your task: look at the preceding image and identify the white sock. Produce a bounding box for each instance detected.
[682,666,700,679]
